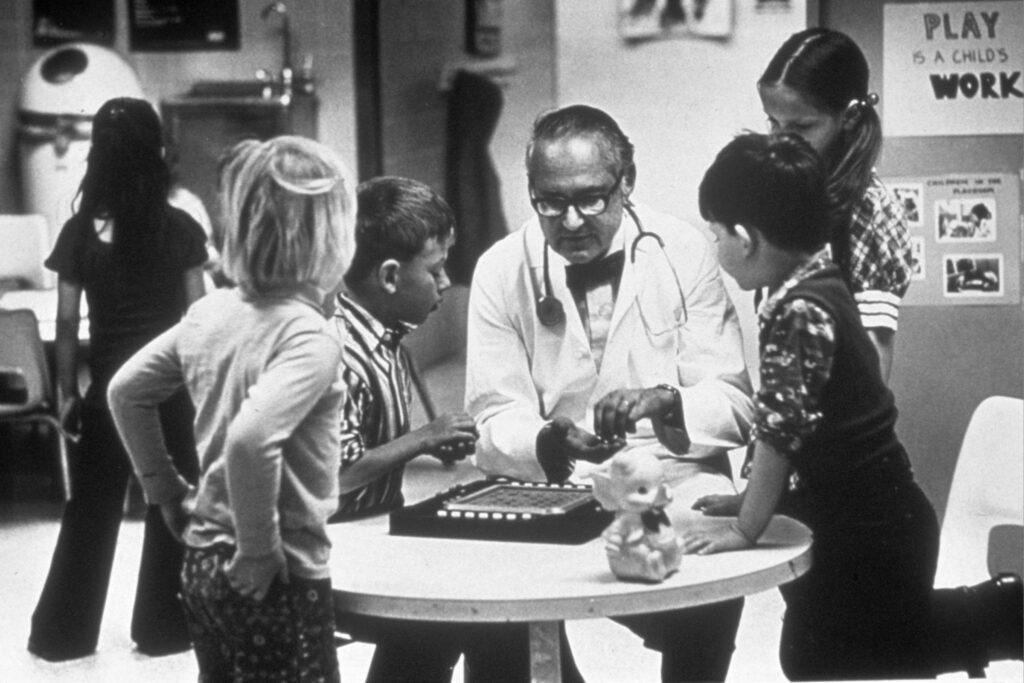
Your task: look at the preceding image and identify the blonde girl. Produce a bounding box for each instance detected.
[108,135,355,681]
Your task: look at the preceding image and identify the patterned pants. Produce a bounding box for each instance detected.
[180,544,339,682]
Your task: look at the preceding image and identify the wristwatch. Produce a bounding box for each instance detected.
[655,383,682,425]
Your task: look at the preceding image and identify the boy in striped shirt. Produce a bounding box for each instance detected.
[330,176,478,681]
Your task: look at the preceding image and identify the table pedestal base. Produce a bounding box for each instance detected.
[529,620,562,682]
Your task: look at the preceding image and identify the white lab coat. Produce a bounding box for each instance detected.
[465,204,754,512]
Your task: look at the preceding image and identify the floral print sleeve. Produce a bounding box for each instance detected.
[753,297,837,456]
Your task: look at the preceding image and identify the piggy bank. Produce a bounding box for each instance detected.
[589,450,683,583]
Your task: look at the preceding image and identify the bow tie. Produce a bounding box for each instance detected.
[564,250,625,301]
[640,507,671,532]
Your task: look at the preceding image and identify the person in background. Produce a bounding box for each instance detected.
[168,183,223,289]
[758,27,910,382]
[686,131,1023,681]
[465,104,754,682]
[966,202,993,239]
[28,97,207,661]
[107,135,356,681]
[329,175,478,682]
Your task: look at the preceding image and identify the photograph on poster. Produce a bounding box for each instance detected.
[892,182,923,227]
[909,236,926,281]
[618,0,734,40]
[935,197,997,242]
[944,254,1003,296]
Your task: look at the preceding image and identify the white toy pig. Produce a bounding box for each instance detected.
[590,450,683,583]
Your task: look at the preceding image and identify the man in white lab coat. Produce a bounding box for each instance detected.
[465,104,754,682]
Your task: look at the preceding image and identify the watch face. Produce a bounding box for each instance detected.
[657,384,680,421]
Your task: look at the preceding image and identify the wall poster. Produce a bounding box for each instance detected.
[33,0,114,46]
[129,0,239,52]
[618,0,734,41]
[883,2,1023,136]
[886,173,1020,306]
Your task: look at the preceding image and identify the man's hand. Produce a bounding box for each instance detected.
[692,493,743,517]
[225,548,289,601]
[679,521,754,555]
[415,412,478,465]
[593,386,676,441]
[536,416,624,484]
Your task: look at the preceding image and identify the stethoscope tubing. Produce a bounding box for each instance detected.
[531,200,657,327]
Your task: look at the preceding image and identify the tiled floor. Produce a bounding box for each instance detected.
[2,359,1013,682]
[0,468,791,683]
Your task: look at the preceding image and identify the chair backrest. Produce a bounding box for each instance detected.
[0,215,53,289]
[0,308,52,408]
[934,396,1024,586]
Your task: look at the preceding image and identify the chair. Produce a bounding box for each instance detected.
[0,308,72,499]
[0,214,53,290]
[935,396,1024,587]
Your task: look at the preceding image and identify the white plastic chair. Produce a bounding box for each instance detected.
[935,397,1024,680]
[0,214,53,290]
[935,396,1024,588]
[0,308,73,499]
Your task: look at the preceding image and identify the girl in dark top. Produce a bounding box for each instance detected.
[28,97,207,661]
[683,132,1021,680]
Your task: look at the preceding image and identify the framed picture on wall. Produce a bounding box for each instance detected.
[618,0,734,41]
[944,254,1003,298]
[128,0,240,52]
[935,197,998,243]
[33,0,114,47]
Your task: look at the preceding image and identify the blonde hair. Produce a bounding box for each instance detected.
[218,135,356,298]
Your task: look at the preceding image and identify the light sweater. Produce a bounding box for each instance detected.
[108,287,345,579]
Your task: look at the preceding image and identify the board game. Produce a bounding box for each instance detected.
[389,478,614,545]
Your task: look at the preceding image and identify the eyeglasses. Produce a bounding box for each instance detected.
[529,173,624,218]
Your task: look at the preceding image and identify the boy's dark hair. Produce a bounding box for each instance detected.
[345,176,455,285]
[699,132,828,252]
[526,104,635,178]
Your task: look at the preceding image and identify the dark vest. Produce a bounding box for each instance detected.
[765,265,911,508]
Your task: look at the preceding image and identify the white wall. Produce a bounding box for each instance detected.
[555,0,808,371]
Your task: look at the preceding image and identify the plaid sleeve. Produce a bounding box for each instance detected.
[339,364,369,466]
[753,298,836,456]
[846,178,913,331]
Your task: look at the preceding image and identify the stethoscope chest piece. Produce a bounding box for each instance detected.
[536,294,565,327]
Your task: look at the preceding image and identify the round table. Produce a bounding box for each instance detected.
[328,511,812,682]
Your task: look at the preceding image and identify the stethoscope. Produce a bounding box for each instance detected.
[534,200,672,327]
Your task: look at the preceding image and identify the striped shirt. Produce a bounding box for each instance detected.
[331,293,414,519]
[845,173,913,331]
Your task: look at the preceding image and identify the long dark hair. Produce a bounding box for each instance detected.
[76,97,170,268]
[759,28,881,275]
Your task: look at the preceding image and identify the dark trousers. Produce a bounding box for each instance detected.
[615,598,746,682]
[778,481,939,681]
[338,613,584,683]
[340,600,741,683]
[28,390,198,659]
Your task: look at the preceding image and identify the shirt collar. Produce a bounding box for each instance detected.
[757,247,832,324]
[335,292,416,352]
